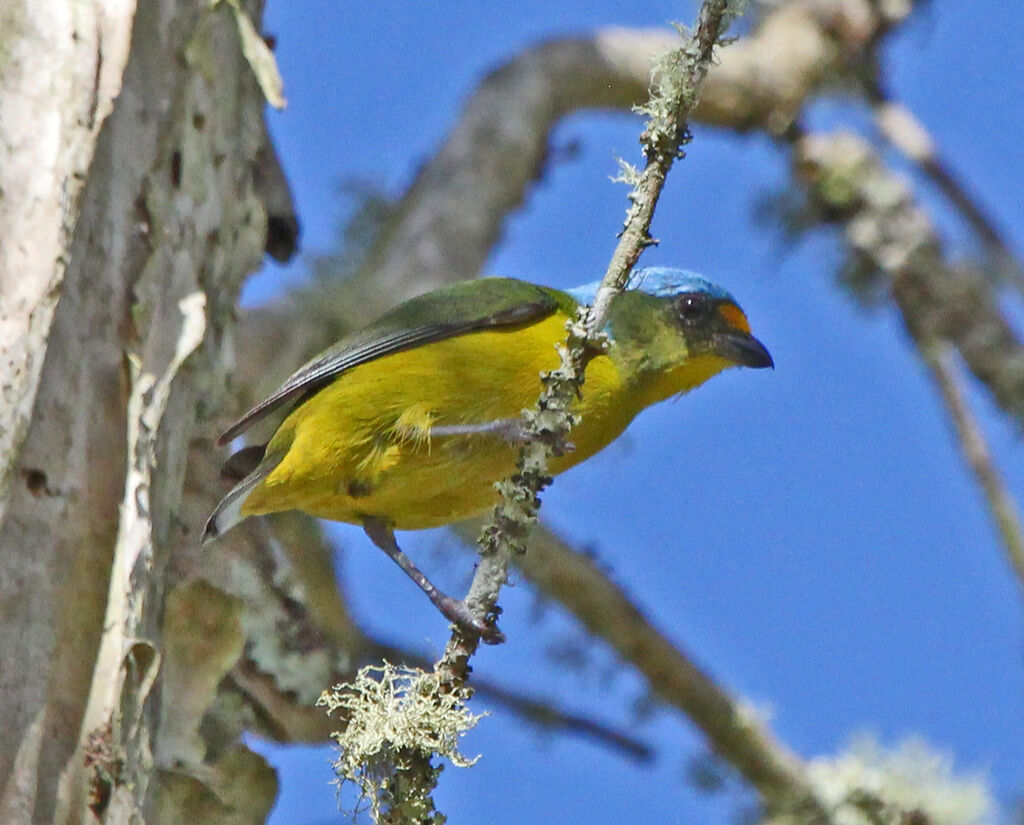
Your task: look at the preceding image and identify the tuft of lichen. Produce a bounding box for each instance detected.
[317,663,487,822]
[766,736,993,825]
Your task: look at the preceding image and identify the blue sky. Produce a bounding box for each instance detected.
[247,2,1024,822]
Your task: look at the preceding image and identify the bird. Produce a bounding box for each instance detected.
[204,267,773,641]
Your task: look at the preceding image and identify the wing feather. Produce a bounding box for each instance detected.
[217,278,562,445]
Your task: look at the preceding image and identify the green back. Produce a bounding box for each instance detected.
[217,278,576,445]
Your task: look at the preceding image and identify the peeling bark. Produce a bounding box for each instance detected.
[0,0,136,518]
[0,1,285,822]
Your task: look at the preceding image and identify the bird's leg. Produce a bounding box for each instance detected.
[430,418,575,451]
[362,517,505,644]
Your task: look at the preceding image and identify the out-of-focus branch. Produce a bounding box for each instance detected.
[298,30,677,334]
[179,448,654,762]
[792,131,1024,585]
[919,347,1024,592]
[452,521,829,819]
[225,637,654,763]
[234,0,919,403]
[867,87,1021,287]
[228,28,679,435]
[794,132,1024,428]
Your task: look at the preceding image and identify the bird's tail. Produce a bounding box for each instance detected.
[202,444,275,544]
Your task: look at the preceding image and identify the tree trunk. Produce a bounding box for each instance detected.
[0,2,287,822]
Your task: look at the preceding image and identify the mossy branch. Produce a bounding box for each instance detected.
[319,664,485,823]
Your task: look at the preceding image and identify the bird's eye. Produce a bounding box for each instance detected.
[677,294,708,324]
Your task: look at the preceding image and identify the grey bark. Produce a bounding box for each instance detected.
[0,0,136,522]
[0,1,288,822]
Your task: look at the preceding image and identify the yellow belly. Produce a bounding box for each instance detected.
[240,313,638,530]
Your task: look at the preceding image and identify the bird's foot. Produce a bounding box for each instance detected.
[363,517,505,644]
[436,595,505,645]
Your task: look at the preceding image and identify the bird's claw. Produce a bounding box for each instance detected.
[474,620,506,645]
[498,420,576,455]
[438,595,506,644]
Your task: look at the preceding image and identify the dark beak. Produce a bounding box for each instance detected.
[713,332,774,369]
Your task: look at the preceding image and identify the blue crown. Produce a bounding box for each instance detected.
[567,267,736,306]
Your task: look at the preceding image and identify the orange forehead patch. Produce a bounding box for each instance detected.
[718,302,751,334]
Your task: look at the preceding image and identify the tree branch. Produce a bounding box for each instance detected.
[440,0,740,682]
[866,82,1021,288]
[792,130,1024,592]
[918,344,1024,592]
[793,132,1024,428]
[451,520,830,817]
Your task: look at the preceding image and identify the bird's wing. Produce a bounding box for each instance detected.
[217,278,565,445]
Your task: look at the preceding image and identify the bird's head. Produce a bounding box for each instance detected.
[572,267,773,405]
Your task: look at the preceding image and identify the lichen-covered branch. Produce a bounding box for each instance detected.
[589,0,742,324]
[337,4,747,822]
[442,0,740,681]
[865,84,1020,287]
[793,132,1024,425]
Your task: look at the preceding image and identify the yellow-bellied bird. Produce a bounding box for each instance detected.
[205,268,773,640]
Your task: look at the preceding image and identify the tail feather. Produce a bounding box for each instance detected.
[220,443,267,482]
[203,451,276,544]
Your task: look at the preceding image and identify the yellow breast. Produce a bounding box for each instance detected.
[240,313,638,530]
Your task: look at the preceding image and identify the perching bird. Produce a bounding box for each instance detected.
[204,268,772,640]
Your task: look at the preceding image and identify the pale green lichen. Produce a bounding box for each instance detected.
[634,1,745,156]
[767,736,993,825]
[611,157,642,188]
[318,663,486,822]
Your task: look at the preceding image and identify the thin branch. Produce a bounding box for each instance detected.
[185,501,655,762]
[792,130,1024,599]
[920,346,1024,593]
[589,0,738,325]
[303,31,680,332]
[441,0,739,681]
[374,4,744,821]
[226,639,655,763]
[462,676,654,763]
[793,131,1024,429]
